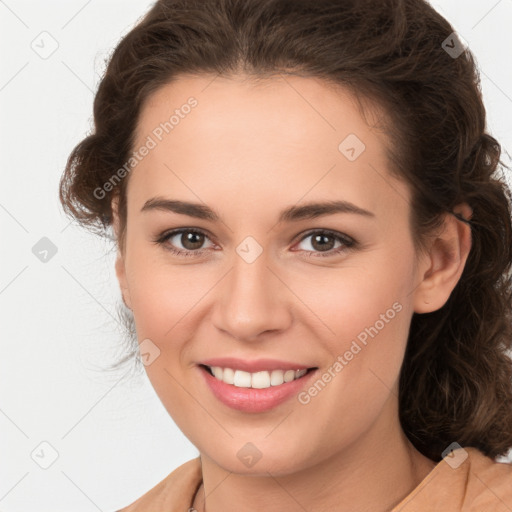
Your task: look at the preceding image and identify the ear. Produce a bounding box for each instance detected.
[111,195,132,311]
[413,203,472,314]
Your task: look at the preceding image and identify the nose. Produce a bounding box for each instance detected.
[211,250,293,342]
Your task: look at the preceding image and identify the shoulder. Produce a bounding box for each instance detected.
[116,457,202,512]
[463,447,512,511]
[391,446,512,512]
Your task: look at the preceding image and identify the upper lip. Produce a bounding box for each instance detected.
[199,357,317,373]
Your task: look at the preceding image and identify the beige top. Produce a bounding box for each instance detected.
[116,447,512,511]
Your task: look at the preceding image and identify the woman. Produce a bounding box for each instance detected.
[59,0,512,510]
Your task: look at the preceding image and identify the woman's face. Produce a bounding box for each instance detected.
[114,74,428,474]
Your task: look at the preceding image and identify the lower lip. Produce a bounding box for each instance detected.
[198,365,318,413]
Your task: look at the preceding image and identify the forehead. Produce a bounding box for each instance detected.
[128,73,409,223]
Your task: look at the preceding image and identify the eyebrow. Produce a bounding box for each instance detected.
[140,197,375,222]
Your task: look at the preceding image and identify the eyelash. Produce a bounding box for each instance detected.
[153,228,356,259]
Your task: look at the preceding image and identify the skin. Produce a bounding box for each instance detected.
[112,73,472,511]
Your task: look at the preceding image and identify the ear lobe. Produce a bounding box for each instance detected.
[115,255,132,310]
[413,203,472,314]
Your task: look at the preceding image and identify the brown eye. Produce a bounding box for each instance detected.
[155,228,215,256]
[310,233,336,252]
[294,230,355,258]
[179,231,206,250]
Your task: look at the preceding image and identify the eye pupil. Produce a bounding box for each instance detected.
[182,232,204,250]
[312,234,334,251]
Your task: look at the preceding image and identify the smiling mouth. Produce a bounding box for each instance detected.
[199,364,318,389]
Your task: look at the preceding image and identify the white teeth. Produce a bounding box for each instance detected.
[211,366,223,380]
[208,366,310,389]
[222,367,234,384]
[233,370,252,387]
[270,369,285,386]
[284,370,295,382]
[250,371,271,389]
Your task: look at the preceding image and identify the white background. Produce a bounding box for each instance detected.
[1,1,511,510]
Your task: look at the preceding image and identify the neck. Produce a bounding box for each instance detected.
[193,399,436,512]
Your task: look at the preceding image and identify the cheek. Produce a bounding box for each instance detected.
[293,271,411,444]
[123,252,204,424]
[295,249,415,390]
[125,244,212,337]
[295,250,414,340]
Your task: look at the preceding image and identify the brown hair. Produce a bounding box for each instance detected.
[59,0,512,462]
